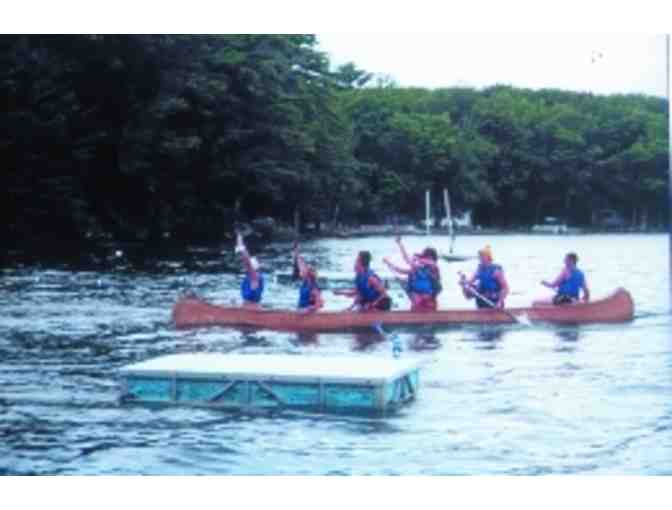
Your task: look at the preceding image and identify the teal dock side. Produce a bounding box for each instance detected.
[119,353,422,417]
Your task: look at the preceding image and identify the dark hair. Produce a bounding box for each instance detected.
[566,252,578,264]
[422,247,438,261]
[358,250,372,269]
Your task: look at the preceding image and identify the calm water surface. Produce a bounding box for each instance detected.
[1,234,671,475]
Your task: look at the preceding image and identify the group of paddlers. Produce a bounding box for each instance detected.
[235,233,590,314]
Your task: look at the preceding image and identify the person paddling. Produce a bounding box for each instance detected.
[293,242,324,314]
[334,251,392,312]
[236,232,264,308]
[534,252,590,306]
[459,245,509,309]
[383,236,442,311]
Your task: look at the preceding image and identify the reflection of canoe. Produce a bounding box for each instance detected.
[173,288,634,332]
[440,254,475,262]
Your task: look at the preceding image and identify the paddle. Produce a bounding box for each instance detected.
[373,322,403,358]
[291,240,300,282]
[458,271,530,325]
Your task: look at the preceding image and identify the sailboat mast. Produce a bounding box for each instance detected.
[444,188,455,254]
[425,190,431,236]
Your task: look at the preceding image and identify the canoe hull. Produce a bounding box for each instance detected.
[172,288,634,332]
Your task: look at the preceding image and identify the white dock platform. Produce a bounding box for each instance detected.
[119,354,422,416]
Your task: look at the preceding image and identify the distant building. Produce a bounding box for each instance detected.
[594,209,627,229]
[532,216,568,234]
[454,210,473,229]
[441,210,473,229]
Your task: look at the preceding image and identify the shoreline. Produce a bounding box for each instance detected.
[1,230,667,272]
[2,228,667,269]
[311,228,669,239]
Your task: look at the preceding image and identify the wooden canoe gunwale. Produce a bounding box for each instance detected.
[172,288,634,332]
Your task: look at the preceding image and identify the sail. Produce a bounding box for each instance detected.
[443,188,455,253]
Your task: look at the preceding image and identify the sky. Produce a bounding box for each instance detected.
[316,33,669,97]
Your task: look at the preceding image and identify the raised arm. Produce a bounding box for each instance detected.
[396,236,413,266]
[293,242,308,277]
[237,234,257,280]
[383,257,411,275]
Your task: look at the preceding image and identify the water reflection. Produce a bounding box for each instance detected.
[286,326,503,353]
[409,331,442,352]
[239,331,272,348]
[352,331,384,352]
[293,332,319,346]
[553,327,581,352]
[351,329,444,353]
[459,326,505,350]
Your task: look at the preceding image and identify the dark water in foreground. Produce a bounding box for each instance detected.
[1,234,671,475]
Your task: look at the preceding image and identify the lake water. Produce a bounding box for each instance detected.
[1,234,671,475]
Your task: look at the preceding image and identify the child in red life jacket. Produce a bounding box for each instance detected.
[384,236,442,312]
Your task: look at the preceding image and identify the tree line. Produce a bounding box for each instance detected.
[1,35,668,245]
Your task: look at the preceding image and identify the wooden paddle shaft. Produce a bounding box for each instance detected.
[461,280,519,323]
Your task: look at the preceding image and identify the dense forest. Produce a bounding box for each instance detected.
[2,35,668,245]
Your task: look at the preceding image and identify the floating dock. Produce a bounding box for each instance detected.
[119,353,421,416]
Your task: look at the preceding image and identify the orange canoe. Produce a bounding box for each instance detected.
[172,288,634,332]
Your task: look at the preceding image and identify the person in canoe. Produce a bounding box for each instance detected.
[459,245,509,309]
[533,252,590,306]
[293,242,324,314]
[383,236,442,311]
[236,232,264,308]
[334,251,392,312]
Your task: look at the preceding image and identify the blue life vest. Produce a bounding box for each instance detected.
[241,273,264,303]
[298,279,318,309]
[558,268,584,299]
[355,269,382,304]
[409,265,441,296]
[476,264,502,297]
